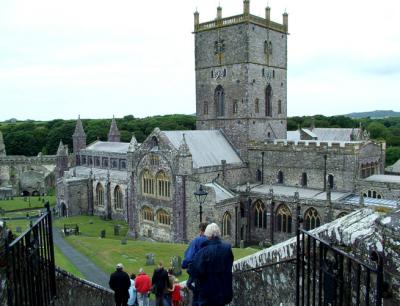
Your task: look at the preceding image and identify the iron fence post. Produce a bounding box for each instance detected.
[46,202,57,300]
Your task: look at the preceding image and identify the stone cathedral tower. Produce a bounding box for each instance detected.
[194,1,288,156]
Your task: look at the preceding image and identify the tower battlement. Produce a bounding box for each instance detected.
[194,2,288,34]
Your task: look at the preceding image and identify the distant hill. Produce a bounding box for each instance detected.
[345,110,400,119]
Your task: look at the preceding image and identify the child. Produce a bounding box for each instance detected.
[171,278,183,306]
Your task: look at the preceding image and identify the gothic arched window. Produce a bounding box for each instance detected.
[328,174,334,189]
[265,85,272,117]
[142,170,155,196]
[215,85,225,117]
[114,185,123,210]
[142,206,154,222]
[156,171,171,199]
[222,212,232,236]
[95,183,104,206]
[254,200,267,229]
[276,204,292,233]
[304,208,321,230]
[157,209,171,225]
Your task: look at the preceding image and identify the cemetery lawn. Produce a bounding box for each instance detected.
[64,235,258,279]
[53,215,129,239]
[54,245,84,278]
[0,196,56,211]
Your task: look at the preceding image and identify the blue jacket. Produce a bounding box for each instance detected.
[188,237,234,305]
[182,234,208,269]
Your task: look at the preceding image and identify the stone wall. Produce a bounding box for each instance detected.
[356,178,400,200]
[55,268,114,306]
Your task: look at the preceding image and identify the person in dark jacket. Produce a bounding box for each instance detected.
[109,263,131,306]
[188,223,234,306]
[152,261,169,306]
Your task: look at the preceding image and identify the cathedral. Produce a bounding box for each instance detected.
[56,1,400,245]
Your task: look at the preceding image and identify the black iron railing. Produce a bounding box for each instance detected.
[6,202,56,306]
[296,217,384,306]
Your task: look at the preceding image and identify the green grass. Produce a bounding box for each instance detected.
[65,235,258,280]
[54,245,84,278]
[54,215,129,239]
[4,219,32,235]
[0,196,56,212]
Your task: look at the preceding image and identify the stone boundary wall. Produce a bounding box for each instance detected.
[0,155,56,165]
[55,268,114,306]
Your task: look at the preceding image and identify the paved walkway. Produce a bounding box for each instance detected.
[52,228,110,288]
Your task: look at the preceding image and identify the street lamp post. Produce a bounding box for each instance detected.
[194,184,208,223]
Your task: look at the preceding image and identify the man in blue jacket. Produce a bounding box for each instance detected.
[188,223,234,306]
[182,222,208,304]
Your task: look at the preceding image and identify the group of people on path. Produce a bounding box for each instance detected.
[109,222,233,306]
[109,262,183,306]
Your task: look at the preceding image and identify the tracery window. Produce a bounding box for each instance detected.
[150,154,159,166]
[142,170,155,196]
[276,204,292,233]
[157,171,171,199]
[265,85,272,117]
[215,85,225,117]
[157,209,171,225]
[254,200,267,229]
[304,208,321,230]
[222,212,232,236]
[95,183,104,206]
[363,190,382,199]
[114,185,123,210]
[142,206,154,222]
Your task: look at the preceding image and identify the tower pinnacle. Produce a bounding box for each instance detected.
[108,116,121,142]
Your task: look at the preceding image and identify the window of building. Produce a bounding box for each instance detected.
[301,172,307,187]
[95,183,104,206]
[156,171,171,199]
[256,169,262,182]
[142,206,154,222]
[255,98,259,113]
[150,154,159,166]
[111,159,118,169]
[222,212,232,236]
[272,70,275,78]
[142,170,155,196]
[233,100,238,114]
[304,208,321,230]
[336,212,347,219]
[215,85,225,117]
[120,160,126,170]
[102,157,109,168]
[276,204,292,233]
[278,100,282,114]
[95,157,100,167]
[81,155,86,165]
[277,170,284,184]
[327,174,334,189]
[253,200,267,229]
[262,68,265,77]
[114,185,123,210]
[157,209,171,225]
[203,101,208,115]
[363,190,382,199]
[265,85,272,117]
[88,156,93,166]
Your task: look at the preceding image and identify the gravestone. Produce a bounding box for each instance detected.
[240,240,245,249]
[171,256,182,276]
[100,230,106,238]
[15,226,22,233]
[121,238,127,245]
[114,225,120,236]
[145,253,155,266]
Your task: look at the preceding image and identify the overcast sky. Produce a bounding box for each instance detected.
[0,0,399,121]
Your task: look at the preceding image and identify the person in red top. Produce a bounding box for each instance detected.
[134,268,152,306]
[171,278,183,306]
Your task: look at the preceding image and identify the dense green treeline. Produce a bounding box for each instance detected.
[0,114,399,166]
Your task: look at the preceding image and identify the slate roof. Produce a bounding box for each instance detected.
[69,166,127,181]
[163,130,242,168]
[85,141,130,154]
[363,174,400,184]
[205,182,236,202]
[386,159,400,174]
[287,128,362,142]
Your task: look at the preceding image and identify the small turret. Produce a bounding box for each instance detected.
[56,140,69,180]
[177,133,192,175]
[243,0,250,16]
[283,11,289,32]
[0,131,6,156]
[72,115,87,155]
[194,10,199,29]
[128,134,139,152]
[108,116,121,142]
[217,6,222,19]
[265,6,271,23]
